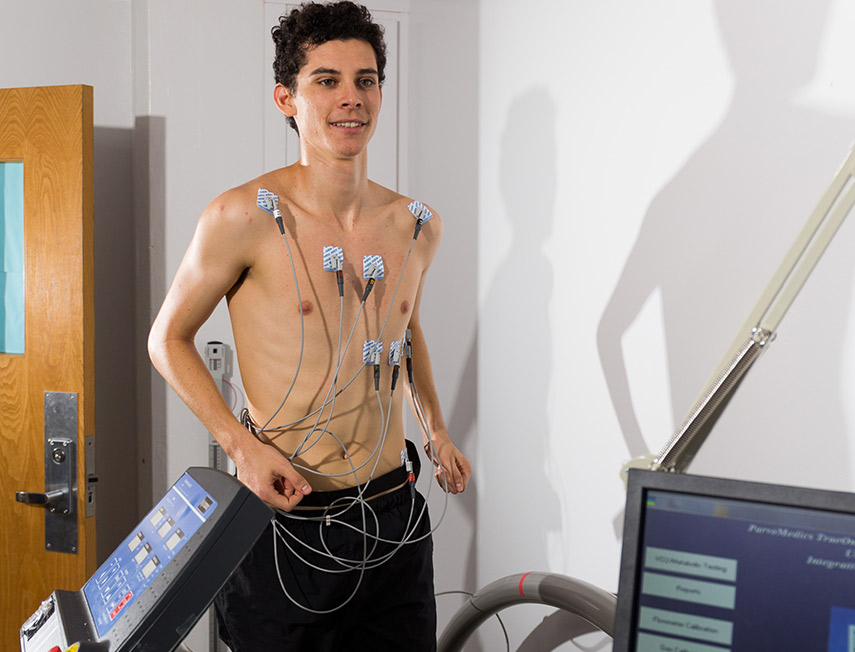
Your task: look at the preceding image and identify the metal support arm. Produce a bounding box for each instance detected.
[635,144,855,475]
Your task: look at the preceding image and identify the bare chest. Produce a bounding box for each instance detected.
[229,215,424,361]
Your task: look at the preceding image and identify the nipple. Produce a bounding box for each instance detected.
[400,300,410,314]
[300,300,313,315]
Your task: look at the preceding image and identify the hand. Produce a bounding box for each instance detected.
[424,433,471,494]
[236,439,312,512]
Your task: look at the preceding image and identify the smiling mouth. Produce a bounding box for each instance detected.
[330,121,365,128]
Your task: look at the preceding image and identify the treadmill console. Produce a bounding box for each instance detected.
[20,467,272,652]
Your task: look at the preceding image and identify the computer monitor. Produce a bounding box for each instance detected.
[614,469,855,652]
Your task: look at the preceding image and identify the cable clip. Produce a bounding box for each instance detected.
[407,201,433,240]
[388,340,402,366]
[323,246,344,272]
[362,256,384,301]
[257,187,279,214]
[363,255,384,280]
[324,246,345,296]
[257,188,285,235]
[404,329,413,359]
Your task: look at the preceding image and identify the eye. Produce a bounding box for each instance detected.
[318,78,336,87]
[359,78,377,88]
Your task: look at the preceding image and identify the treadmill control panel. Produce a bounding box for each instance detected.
[82,474,218,638]
[20,467,271,652]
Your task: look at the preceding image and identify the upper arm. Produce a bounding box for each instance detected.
[150,190,257,349]
[408,205,443,326]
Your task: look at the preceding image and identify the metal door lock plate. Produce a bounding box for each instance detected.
[44,392,78,554]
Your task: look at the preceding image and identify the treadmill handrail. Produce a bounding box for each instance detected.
[437,572,616,652]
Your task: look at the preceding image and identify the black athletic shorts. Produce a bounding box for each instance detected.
[214,468,437,651]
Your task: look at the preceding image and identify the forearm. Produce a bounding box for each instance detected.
[148,330,311,508]
[405,321,471,493]
[405,322,449,445]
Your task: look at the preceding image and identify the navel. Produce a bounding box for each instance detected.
[400,300,410,314]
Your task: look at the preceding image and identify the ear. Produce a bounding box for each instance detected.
[273,83,297,118]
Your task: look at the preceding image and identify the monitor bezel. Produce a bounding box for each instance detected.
[613,468,855,651]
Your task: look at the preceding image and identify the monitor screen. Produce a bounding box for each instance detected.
[614,469,855,652]
[82,473,219,639]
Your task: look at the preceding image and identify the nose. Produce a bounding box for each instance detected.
[339,82,363,108]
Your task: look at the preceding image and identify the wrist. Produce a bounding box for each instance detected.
[426,427,450,444]
[221,424,265,467]
[423,429,450,456]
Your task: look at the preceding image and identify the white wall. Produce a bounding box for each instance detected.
[478,0,855,649]
[134,0,267,509]
[408,0,480,635]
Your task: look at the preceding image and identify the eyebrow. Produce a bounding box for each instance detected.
[308,67,379,77]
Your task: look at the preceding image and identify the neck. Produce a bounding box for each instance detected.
[294,147,370,227]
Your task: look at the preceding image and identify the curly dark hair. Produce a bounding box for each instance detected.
[272,1,387,133]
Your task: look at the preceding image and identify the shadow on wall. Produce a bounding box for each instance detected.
[598,0,855,489]
[477,87,569,649]
[133,116,168,517]
[93,126,138,561]
[93,117,168,560]
[434,322,479,641]
[518,610,612,652]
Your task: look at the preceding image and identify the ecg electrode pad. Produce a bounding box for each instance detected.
[363,340,383,365]
[256,188,279,213]
[407,200,433,223]
[363,255,384,280]
[323,246,344,271]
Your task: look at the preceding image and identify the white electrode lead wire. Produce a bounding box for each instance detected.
[257,206,444,613]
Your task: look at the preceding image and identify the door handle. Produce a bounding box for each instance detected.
[15,435,76,517]
[15,489,68,512]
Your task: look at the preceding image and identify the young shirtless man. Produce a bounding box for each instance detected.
[147,1,470,649]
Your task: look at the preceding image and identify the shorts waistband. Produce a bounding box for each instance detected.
[239,409,418,513]
[294,465,410,511]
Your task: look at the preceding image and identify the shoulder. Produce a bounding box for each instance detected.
[196,174,283,244]
[370,182,444,244]
[186,173,287,276]
[201,175,274,227]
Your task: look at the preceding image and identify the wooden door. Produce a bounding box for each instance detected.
[0,85,95,650]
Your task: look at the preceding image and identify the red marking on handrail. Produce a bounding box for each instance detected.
[519,572,532,597]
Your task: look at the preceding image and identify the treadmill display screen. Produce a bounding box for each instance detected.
[83,473,218,638]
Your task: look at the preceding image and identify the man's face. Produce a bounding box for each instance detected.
[278,38,382,160]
